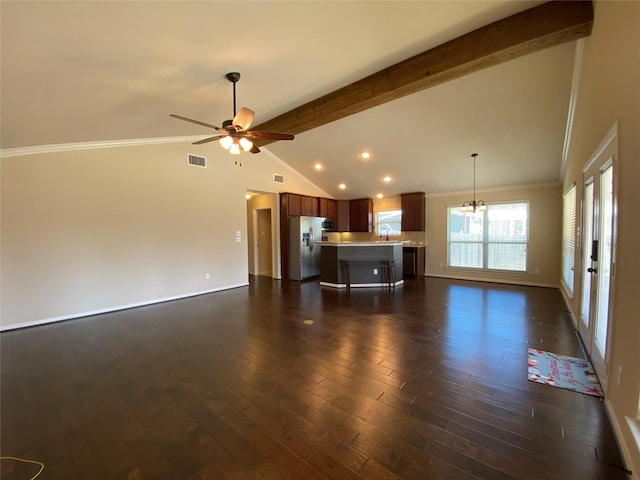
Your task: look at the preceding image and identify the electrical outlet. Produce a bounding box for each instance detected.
[439,262,444,268]
[534,267,540,274]
[205,273,210,280]
[373,268,378,275]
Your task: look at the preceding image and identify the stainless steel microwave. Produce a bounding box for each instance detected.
[321,219,335,231]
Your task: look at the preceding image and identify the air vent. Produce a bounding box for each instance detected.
[273,173,285,184]
[188,154,206,168]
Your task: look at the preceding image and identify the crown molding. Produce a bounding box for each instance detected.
[426,181,561,198]
[0,135,203,158]
[559,38,586,181]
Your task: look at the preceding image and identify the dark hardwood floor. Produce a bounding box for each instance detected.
[1,276,627,479]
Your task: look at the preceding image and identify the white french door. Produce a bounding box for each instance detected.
[578,128,618,391]
[579,180,594,345]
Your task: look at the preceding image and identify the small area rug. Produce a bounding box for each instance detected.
[527,348,603,397]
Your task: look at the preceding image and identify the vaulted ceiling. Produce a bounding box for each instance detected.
[1,1,592,199]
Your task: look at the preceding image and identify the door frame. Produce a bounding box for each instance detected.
[577,123,618,391]
[246,192,281,279]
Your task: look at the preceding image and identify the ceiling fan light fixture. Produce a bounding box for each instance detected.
[239,137,253,152]
[229,142,241,155]
[219,135,233,150]
[170,72,294,160]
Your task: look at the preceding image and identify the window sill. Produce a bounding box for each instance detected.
[445,266,531,277]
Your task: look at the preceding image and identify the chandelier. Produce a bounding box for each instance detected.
[461,153,487,213]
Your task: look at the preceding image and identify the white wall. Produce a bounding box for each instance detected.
[562,1,640,475]
[0,142,325,329]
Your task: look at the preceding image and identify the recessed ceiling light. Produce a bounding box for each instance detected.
[245,193,251,199]
[376,193,383,199]
[383,176,392,183]
[314,163,322,170]
[339,183,346,190]
[361,151,370,159]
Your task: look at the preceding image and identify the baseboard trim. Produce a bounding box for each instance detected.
[320,281,346,289]
[605,399,638,479]
[319,280,404,289]
[425,273,559,289]
[560,288,579,329]
[0,283,249,332]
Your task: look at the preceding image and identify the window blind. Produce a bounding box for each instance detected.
[562,186,576,294]
[447,202,528,272]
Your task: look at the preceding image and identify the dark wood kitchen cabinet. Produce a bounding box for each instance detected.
[401,192,425,231]
[403,245,425,277]
[349,198,373,232]
[337,200,350,232]
[300,195,318,216]
[319,197,338,220]
[281,193,318,217]
[283,193,301,216]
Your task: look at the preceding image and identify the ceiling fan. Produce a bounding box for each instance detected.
[170,72,294,156]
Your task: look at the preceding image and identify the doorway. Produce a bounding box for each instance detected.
[246,191,280,279]
[578,126,618,391]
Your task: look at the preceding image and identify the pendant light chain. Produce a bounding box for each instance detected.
[473,153,476,201]
[461,153,487,213]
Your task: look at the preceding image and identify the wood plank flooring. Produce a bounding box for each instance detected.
[1,276,627,479]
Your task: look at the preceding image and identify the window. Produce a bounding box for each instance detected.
[375,210,402,236]
[447,202,529,272]
[562,185,576,295]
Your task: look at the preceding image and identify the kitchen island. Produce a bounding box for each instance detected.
[319,242,404,289]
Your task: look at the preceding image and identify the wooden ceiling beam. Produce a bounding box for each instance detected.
[253,0,593,142]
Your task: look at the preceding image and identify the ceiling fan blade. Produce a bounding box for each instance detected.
[233,108,255,131]
[192,135,225,145]
[170,114,222,131]
[247,130,294,141]
[250,144,261,154]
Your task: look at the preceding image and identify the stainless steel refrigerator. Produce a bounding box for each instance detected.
[289,216,323,280]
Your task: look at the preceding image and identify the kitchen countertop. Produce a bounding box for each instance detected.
[319,241,425,247]
[318,241,405,246]
[319,241,404,289]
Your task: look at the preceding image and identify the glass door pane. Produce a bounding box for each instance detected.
[580,181,594,338]
[594,164,613,356]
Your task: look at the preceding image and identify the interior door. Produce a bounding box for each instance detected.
[578,129,617,391]
[257,209,273,277]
